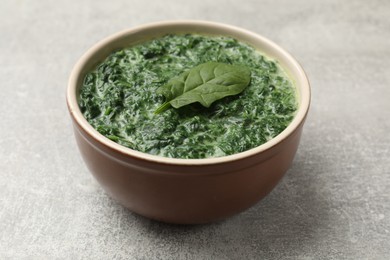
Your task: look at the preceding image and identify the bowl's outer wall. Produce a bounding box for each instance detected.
[73,118,304,224]
[68,21,310,224]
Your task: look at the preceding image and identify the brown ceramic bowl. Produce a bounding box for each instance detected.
[67,20,310,224]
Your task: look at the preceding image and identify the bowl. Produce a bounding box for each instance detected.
[66,20,310,224]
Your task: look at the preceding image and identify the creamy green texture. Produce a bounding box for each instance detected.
[79,34,297,159]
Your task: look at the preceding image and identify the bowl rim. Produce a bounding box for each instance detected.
[67,20,310,166]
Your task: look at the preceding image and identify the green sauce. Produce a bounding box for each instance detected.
[79,34,297,159]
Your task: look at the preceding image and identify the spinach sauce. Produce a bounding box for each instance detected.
[79,34,297,159]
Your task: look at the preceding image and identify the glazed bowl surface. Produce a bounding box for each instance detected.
[67,20,310,224]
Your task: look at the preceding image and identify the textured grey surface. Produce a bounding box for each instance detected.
[1,0,389,259]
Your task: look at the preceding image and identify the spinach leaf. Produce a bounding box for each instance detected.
[155,62,251,114]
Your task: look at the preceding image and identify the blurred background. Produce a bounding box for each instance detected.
[1,0,389,259]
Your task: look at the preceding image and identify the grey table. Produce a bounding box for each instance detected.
[1,0,389,259]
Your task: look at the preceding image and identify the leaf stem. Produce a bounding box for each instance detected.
[154,102,171,114]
